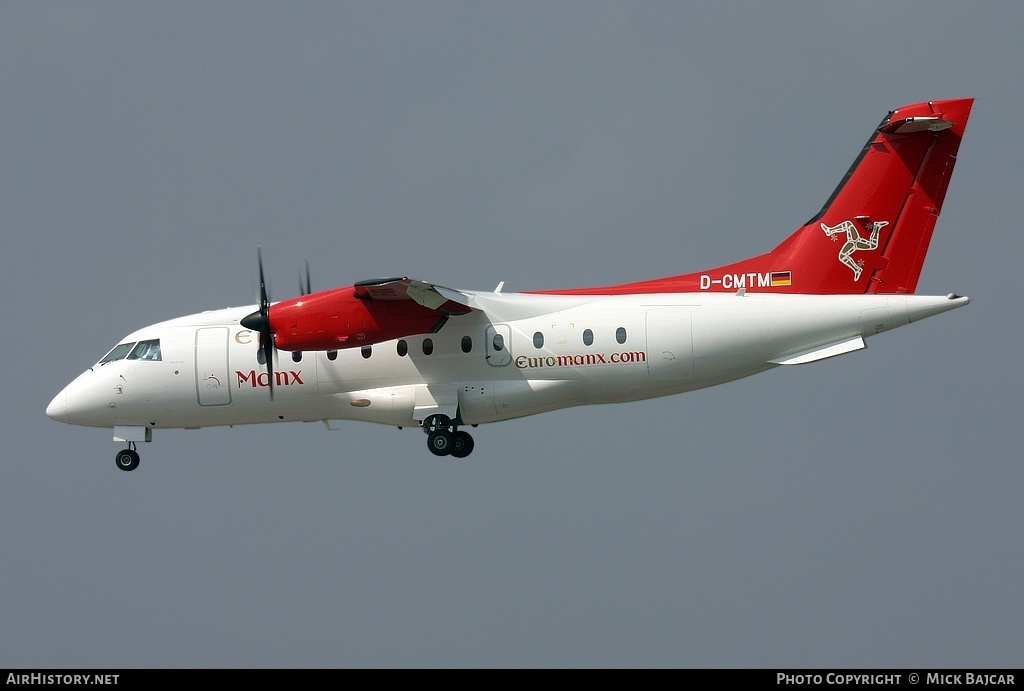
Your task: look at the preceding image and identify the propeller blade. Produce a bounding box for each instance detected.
[262,332,275,400]
[300,260,312,296]
[257,247,269,314]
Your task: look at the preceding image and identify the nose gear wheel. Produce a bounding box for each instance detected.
[115,442,140,471]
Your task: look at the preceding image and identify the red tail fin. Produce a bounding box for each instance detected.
[769,97,973,294]
[547,98,973,296]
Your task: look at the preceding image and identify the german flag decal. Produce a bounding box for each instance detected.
[770,271,792,287]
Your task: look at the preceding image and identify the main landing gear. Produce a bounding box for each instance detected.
[115,442,140,472]
[422,414,475,458]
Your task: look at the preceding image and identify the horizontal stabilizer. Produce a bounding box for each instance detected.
[769,335,865,365]
[880,115,954,134]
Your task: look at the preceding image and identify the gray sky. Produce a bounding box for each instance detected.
[2,2,1021,668]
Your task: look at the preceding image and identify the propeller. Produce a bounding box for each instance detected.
[240,247,276,399]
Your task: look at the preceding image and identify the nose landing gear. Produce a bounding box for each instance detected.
[422,414,475,458]
[115,442,140,471]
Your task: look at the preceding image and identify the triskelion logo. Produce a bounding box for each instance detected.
[821,219,888,281]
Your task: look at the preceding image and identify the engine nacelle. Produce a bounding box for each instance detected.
[268,286,461,351]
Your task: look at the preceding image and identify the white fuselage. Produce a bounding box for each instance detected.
[47,290,967,435]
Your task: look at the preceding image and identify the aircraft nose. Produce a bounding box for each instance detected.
[46,388,69,423]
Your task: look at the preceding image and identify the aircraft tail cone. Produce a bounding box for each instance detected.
[905,294,970,323]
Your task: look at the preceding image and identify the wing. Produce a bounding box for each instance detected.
[352,277,472,312]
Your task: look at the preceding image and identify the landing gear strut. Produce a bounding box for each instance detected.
[423,414,474,458]
[115,442,140,472]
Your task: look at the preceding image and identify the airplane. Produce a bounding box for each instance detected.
[47,98,974,470]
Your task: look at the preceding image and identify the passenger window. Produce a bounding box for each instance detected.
[291,351,302,363]
[422,338,433,356]
[397,340,408,357]
[327,350,338,361]
[492,333,504,352]
[616,327,627,344]
[361,345,372,359]
[461,336,472,353]
[533,332,544,348]
[127,340,161,361]
[583,329,594,346]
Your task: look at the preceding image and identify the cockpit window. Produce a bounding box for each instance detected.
[127,339,162,361]
[99,342,136,364]
[99,339,161,365]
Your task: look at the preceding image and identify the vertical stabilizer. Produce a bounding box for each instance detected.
[773,97,973,294]
[542,98,973,297]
